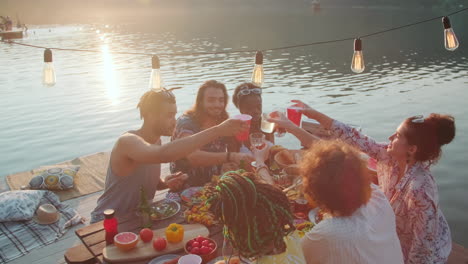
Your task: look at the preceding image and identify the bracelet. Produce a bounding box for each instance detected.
[226,151,231,162]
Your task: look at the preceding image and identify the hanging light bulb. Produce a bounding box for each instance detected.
[251,51,264,87]
[351,38,365,73]
[43,49,56,86]
[149,55,163,91]
[442,16,459,51]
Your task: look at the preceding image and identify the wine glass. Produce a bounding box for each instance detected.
[250,132,265,150]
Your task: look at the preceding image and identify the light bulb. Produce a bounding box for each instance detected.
[149,55,163,91]
[251,51,264,87]
[351,38,365,73]
[43,49,56,86]
[442,16,459,51]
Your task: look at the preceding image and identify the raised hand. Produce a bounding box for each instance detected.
[267,111,296,130]
[291,100,316,119]
[217,118,249,137]
[165,172,188,192]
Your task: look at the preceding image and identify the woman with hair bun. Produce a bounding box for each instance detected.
[268,101,455,264]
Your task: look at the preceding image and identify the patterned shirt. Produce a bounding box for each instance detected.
[170,114,227,187]
[329,120,451,264]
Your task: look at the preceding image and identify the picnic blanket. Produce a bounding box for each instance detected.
[6,152,110,201]
[0,190,84,263]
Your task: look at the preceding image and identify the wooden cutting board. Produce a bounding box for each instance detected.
[103,224,209,263]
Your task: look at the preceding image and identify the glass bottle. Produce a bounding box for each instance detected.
[103,209,118,245]
[139,187,153,228]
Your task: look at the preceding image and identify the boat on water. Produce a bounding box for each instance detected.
[0,15,26,40]
[0,30,24,40]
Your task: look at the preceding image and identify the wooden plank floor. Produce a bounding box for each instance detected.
[2,164,171,264]
[2,162,468,264]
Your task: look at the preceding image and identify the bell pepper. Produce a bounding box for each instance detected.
[165,223,184,243]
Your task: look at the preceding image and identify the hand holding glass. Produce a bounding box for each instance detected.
[232,114,252,142]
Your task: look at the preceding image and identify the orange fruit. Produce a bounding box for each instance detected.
[114,232,138,251]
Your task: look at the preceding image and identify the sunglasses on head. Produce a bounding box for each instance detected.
[237,86,262,98]
[411,115,425,123]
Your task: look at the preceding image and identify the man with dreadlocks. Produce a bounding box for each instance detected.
[209,171,306,264]
[90,88,248,223]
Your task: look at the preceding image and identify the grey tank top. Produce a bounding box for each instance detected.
[91,162,161,223]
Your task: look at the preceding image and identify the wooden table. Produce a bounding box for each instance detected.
[71,204,223,264]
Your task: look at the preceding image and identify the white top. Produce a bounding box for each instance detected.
[301,184,404,264]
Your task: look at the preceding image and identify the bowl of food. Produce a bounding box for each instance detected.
[185,236,217,263]
[274,149,303,168]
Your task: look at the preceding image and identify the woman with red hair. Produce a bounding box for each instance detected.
[299,140,403,264]
[268,100,455,264]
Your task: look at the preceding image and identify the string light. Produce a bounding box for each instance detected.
[351,38,365,73]
[149,55,163,91]
[251,51,264,87]
[43,49,56,86]
[0,7,465,85]
[442,16,459,51]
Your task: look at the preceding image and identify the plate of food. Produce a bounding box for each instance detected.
[137,199,180,221]
[208,256,252,264]
[180,186,204,204]
[274,149,304,168]
[148,254,181,264]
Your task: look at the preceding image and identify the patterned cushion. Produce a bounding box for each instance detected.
[0,190,45,222]
[29,165,80,190]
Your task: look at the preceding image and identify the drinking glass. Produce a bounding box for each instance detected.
[287,106,303,126]
[269,108,286,137]
[232,114,252,142]
[250,132,265,150]
[260,113,275,134]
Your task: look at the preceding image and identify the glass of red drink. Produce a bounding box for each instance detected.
[287,106,303,126]
[232,114,252,142]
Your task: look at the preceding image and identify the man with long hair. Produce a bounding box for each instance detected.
[90,88,247,223]
[170,80,253,187]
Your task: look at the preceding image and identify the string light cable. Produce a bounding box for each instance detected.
[1,7,465,56]
[0,6,466,85]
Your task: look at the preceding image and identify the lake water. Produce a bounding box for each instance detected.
[1,6,467,244]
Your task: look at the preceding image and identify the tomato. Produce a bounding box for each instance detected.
[201,240,210,247]
[153,237,167,251]
[187,240,193,246]
[200,246,211,255]
[192,241,200,248]
[208,242,215,249]
[139,228,153,243]
[191,247,200,255]
[196,235,205,243]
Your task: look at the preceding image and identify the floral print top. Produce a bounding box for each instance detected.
[170,114,227,187]
[329,120,451,264]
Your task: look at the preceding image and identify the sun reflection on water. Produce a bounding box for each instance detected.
[101,44,120,105]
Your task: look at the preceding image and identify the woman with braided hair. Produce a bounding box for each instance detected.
[209,171,305,264]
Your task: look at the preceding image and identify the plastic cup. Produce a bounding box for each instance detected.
[178,254,202,264]
[287,106,303,126]
[232,114,252,142]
